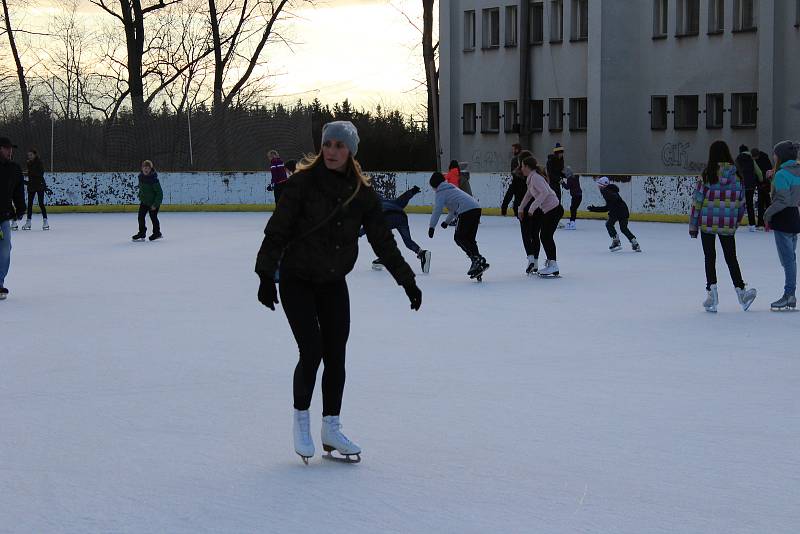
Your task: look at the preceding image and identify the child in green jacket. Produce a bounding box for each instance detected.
[132,159,164,241]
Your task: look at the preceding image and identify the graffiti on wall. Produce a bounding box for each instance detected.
[661,142,705,172]
[470,150,500,172]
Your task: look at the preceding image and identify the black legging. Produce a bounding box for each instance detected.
[280,274,350,416]
[454,208,482,258]
[534,205,563,261]
[26,190,47,219]
[606,215,636,241]
[520,213,541,257]
[569,195,582,222]
[701,232,745,291]
[137,203,161,233]
[744,189,756,226]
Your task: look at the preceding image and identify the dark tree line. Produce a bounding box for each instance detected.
[0,99,434,172]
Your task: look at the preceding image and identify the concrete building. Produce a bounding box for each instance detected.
[439,0,800,174]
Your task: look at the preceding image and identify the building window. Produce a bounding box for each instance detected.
[549,98,564,131]
[504,100,519,133]
[731,93,757,128]
[463,103,476,134]
[653,0,668,37]
[550,0,564,42]
[464,11,476,50]
[796,0,800,27]
[676,0,700,36]
[706,93,724,128]
[482,8,501,48]
[530,1,544,44]
[569,98,587,131]
[531,100,544,131]
[481,102,501,133]
[571,0,588,40]
[708,0,724,33]
[733,0,756,31]
[650,96,668,130]
[674,95,699,129]
[505,6,518,46]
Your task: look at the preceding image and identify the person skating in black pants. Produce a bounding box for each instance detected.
[428,171,488,279]
[735,145,763,231]
[588,176,641,252]
[23,149,49,230]
[255,121,422,464]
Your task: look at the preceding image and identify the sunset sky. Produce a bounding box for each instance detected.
[17,0,432,113]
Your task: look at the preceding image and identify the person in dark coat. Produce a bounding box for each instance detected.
[588,176,641,252]
[363,186,432,273]
[751,147,773,228]
[735,145,763,231]
[561,166,582,230]
[502,144,526,217]
[0,136,26,299]
[132,160,164,241]
[546,143,565,202]
[255,121,422,463]
[23,149,49,230]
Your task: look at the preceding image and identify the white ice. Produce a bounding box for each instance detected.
[1,213,798,534]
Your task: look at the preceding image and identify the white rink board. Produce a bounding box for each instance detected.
[44,171,702,216]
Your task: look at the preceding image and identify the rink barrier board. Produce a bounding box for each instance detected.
[36,171,703,222]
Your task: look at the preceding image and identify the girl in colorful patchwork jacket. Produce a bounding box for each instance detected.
[689,140,757,313]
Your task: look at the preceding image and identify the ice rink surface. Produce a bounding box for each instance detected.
[1,212,798,533]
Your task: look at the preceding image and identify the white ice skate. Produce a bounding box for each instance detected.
[771,294,797,312]
[321,415,361,463]
[736,286,757,311]
[526,256,538,275]
[748,225,756,232]
[22,219,31,231]
[42,218,49,231]
[538,259,560,278]
[418,249,432,274]
[293,409,315,464]
[10,221,18,231]
[703,284,718,313]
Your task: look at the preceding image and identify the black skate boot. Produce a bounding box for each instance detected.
[0,287,8,301]
[609,237,622,252]
[470,256,489,281]
[132,231,147,241]
[149,231,163,241]
[467,256,481,277]
[631,238,641,252]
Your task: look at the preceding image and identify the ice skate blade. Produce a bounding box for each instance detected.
[322,452,361,464]
[704,307,717,313]
[371,264,383,271]
[610,247,622,252]
[771,307,798,312]
[538,273,561,278]
[296,452,312,465]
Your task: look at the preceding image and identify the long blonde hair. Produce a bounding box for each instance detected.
[297,151,372,191]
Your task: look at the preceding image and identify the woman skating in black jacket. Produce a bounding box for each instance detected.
[255,121,422,464]
[588,176,642,252]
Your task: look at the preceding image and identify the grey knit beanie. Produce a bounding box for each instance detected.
[322,121,360,156]
[773,140,799,163]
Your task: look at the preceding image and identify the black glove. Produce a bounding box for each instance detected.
[428,227,434,238]
[440,222,448,229]
[257,276,279,310]
[402,280,422,311]
[267,184,274,192]
[411,185,421,195]
[501,207,507,216]
[587,205,598,212]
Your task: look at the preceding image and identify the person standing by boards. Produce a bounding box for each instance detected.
[131,160,163,242]
[23,149,49,231]
[267,150,289,205]
[255,121,422,464]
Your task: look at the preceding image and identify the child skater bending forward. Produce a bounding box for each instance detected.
[588,176,641,252]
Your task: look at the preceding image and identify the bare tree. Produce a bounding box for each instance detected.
[422,0,440,169]
[1,0,31,144]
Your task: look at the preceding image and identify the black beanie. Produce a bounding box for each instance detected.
[739,144,749,153]
[774,140,799,163]
[430,172,445,188]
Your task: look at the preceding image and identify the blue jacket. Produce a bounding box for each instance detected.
[765,160,800,234]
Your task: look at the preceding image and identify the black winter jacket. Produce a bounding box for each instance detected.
[501,175,527,213]
[256,163,415,285]
[735,152,760,190]
[588,184,629,219]
[754,153,773,189]
[26,157,46,192]
[546,155,565,191]
[0,157,25,222]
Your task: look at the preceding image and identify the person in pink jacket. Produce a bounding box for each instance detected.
[518,155,564,277]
